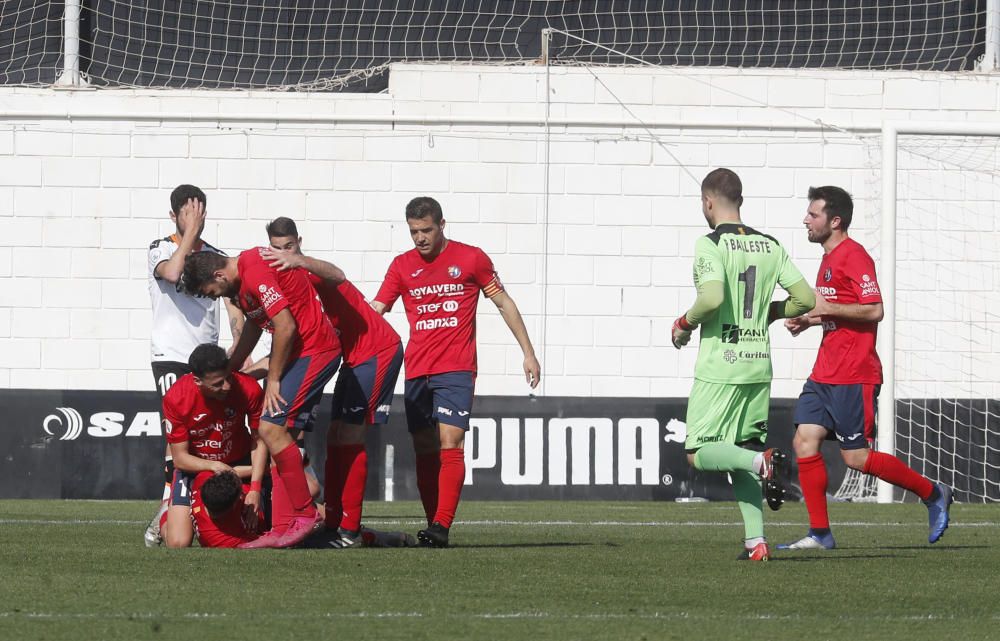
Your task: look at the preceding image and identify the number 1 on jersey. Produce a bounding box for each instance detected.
[738,265,757,319]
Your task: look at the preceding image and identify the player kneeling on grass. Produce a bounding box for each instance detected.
[160,343,268,548]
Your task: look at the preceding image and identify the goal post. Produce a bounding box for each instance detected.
[878,120,1000,504]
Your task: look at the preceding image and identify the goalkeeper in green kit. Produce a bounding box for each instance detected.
[672,168,815,561]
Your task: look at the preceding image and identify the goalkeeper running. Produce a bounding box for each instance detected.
[672,168,815,562]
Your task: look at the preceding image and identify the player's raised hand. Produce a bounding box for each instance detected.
[523,354,541,389]
[179,197,206,239]
[671,314,694,349]
[261,247,304,271]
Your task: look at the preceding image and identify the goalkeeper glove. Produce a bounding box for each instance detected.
[671,314,695,349]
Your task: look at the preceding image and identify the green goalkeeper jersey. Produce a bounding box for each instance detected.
[692,223,806,385]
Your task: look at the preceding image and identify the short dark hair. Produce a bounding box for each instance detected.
[170,184,207,215]
[182,252,227,296]
[405,196,443,224]
[266,217,299,238]
[808,185,854,230]
[199,471,242,517]
[188,343,228,377]
[701,168,743,207]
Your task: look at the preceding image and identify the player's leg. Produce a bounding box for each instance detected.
[836,384,952,543]
[779,380,837,550]
[732,383,775,559]
[406,376,440,526]
[330,344,403,548]
[146,361,190,547]
[243,350,340,549]
[162,472,195,548]
[417,372,475,548]
[685,381,775,478]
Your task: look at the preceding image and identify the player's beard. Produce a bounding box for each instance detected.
[807,226,831,244]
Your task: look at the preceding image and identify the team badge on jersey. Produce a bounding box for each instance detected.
[824,268,832,282]
[447,265,462,278]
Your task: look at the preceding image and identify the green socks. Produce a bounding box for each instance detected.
[731,470,765,540]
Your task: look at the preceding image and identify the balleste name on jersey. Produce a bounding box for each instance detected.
[409,283,465,298]
[723,238,773,254]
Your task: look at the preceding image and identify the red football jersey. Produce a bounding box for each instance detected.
[163,372,263,464]
[374,240,503,378]
[810,237,883,385]
[190,471,261,548]
[308,274,401,367]
[236,248,340,359]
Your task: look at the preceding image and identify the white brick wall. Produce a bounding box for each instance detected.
[0,64,996,398]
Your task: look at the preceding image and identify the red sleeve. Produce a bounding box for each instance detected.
[374,258,403,309]
[474,248,504,299]
[847,249,882,304]
[243,254,291,320]
[240,374,264,431]
[162,389,189,445]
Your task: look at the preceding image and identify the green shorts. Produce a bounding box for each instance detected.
[685,379,771,451]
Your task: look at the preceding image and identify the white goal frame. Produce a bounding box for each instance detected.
[877,120,1000,503]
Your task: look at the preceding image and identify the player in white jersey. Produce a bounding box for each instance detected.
[144,184,245,546]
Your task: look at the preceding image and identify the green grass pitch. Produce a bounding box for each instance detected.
[0,499,997,641]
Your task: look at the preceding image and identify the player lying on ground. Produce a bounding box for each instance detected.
[160,343,267,548]
[183,246,342,549]
[196,470,416,549]
[672,168,815,562]
[778,186,953,551]
[263,217,405,549]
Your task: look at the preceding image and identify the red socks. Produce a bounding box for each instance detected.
[323,444,368,532]
[273,442,317,518]
[797,454,830,530]
[863,451,934,500]
[269,465,294,532]
[416,452,441,525]
[338,445,367,532]
[433,448,465,529]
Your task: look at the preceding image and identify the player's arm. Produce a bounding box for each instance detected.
[227,319,263,373]
[371,260,402,315]
[767,278,816,324]
[223,298,247,349]
[154,199,206,284]
[242,380,267,528]
[241,355,270,380]
[811,293,883,322]
[263,308,298,416]
[169,440,233,475]
[490,290,540,389]
[672,279,724,349]
[262,249,346,285]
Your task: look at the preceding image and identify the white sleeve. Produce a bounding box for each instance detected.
[148,240,175,281]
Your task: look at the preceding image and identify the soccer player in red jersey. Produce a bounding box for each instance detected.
[182,245,342,549]
[160,344,267,548]
[189,470,266,548]
[263,216,405,548]
[779,186,953,550]
[372,196,541,547]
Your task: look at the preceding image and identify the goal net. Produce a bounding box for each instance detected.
[866,134,1000,503]
[0,1,987,89]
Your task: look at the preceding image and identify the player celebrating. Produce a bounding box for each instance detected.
[672,168,815,562]
[145,184,245,547]
[372,196,540,547]
[160,344,267,548]
[182,244,342,549]
[778,186,953,550]
[263,216,404,548]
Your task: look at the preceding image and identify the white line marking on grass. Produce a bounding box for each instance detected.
[0,519,145,525]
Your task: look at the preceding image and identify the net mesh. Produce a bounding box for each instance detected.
[0,1,988,90]
[866,134,1000,503]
